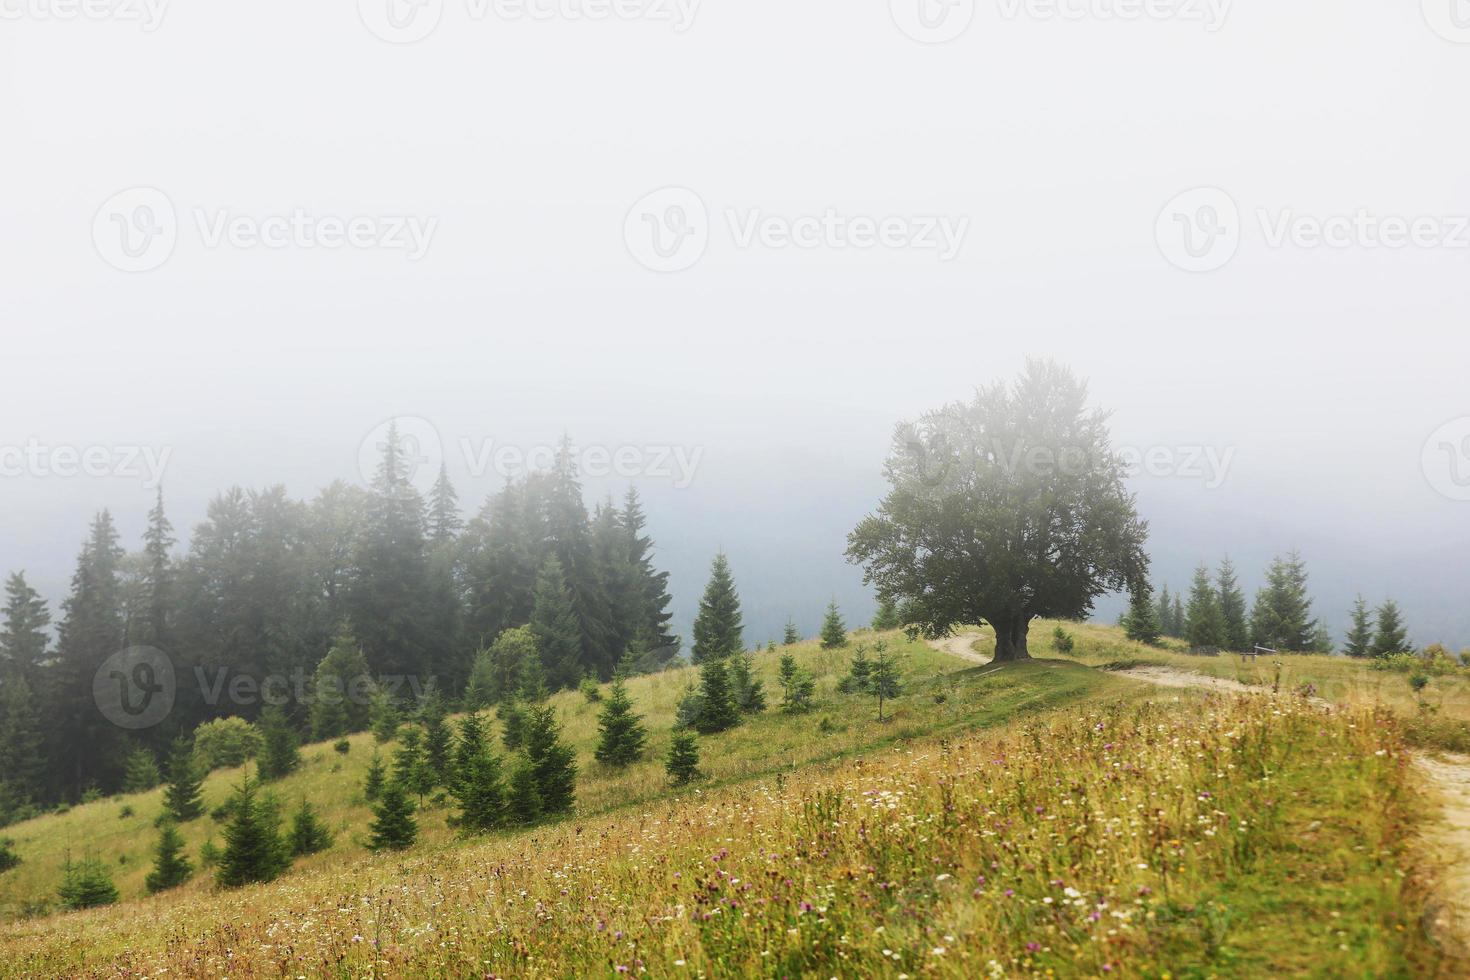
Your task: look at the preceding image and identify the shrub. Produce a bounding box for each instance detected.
[57,855,119,910]
[118,806,134,820]
[334,739,351,756]
[665,730,702,786]
[193,717,262,771]
[1052,626,1075,653]
[0,838,20,874]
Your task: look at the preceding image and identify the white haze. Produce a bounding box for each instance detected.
[1,1,1467,647]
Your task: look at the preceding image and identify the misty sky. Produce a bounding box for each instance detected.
[2,1,1468,648]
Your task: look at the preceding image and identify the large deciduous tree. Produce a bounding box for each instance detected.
[846,361,1149,663]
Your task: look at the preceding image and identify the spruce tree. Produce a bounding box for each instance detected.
[1123,580,1162,645]
[619,486,679,656]
[452,740,506,833]
[1371,600,1410,657]
[139,486,175,647]
[693,658,739,734]
[819,601,848,649]
[163,736,204,823]
[499,697,528,752]
[363,750,386,801]
[310,633,376,740]
[523,704,577,816]
[868,641,902,722]
[777,653,816,713]
[1344,595,1375,658]
[257,707,300,782]
[428,463,465,546]
[145,821,194,893]
[594,674,648,767]
[217,774,290,887]
[842,645,873,694]
[1185,565,1226,650]
[417,688,452,786]
[1249,552,1318,652]
[665,730,701,786]
[1172,595,1185,639]
[369,781,418,851]
[728,653,767,714]
[453,712,488,792]
[0,571,51,673]
[58,854,120,909]
[121,746,162,794]
[392,726,433,803]
[370,690,401,744]
[288,798,334,856]
[1155,584,1174,637]
[505,754,542,826]
[691,553,743,663]
[1216,557,1249,652]
[0,673,46,807]
[871,597,902,631]
[782,619,800,646]
[531,556,584,690]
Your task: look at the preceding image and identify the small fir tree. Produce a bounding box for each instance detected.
[505,754,542,826]
[1371,600,1410,657]
[288,799,334,856]
[58,854,119,909]
[693,658,740,734]
[782,618,800,645]
[257,707,301,781]
[728,653,767,714]
[163,736,204,823]
[871,597,901,631]
[523,704,577,817]
[665,730,702,786]
[121,746,162,794]
[819,601,848,649]
[691,552,744,663]
[363,750,386,801]
[144,821,193,894]
[594,674,648,767]
[368,781,418,851]
[868,641,903,722]
[1344,595,1374,658]
[777,654,816,713]
[217,774,290,888]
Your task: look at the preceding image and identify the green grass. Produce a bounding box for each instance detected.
[0,629,1123,922]
[0,622,1456,977]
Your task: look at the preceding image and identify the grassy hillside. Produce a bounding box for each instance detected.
[0,624,1457,976]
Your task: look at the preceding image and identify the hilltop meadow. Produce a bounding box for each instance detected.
[1,622,1467,978]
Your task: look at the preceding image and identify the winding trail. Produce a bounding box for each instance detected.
[925,637,1470,963]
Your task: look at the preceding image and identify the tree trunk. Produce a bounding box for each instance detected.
[990,614,1032,663]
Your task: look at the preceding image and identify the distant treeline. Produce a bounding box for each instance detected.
[0,427,678,809]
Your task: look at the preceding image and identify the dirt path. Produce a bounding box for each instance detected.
[1111,661,1470,964]
[1111,664,1259,695]
[927,632,991,664]
[1415,753,1470,962]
